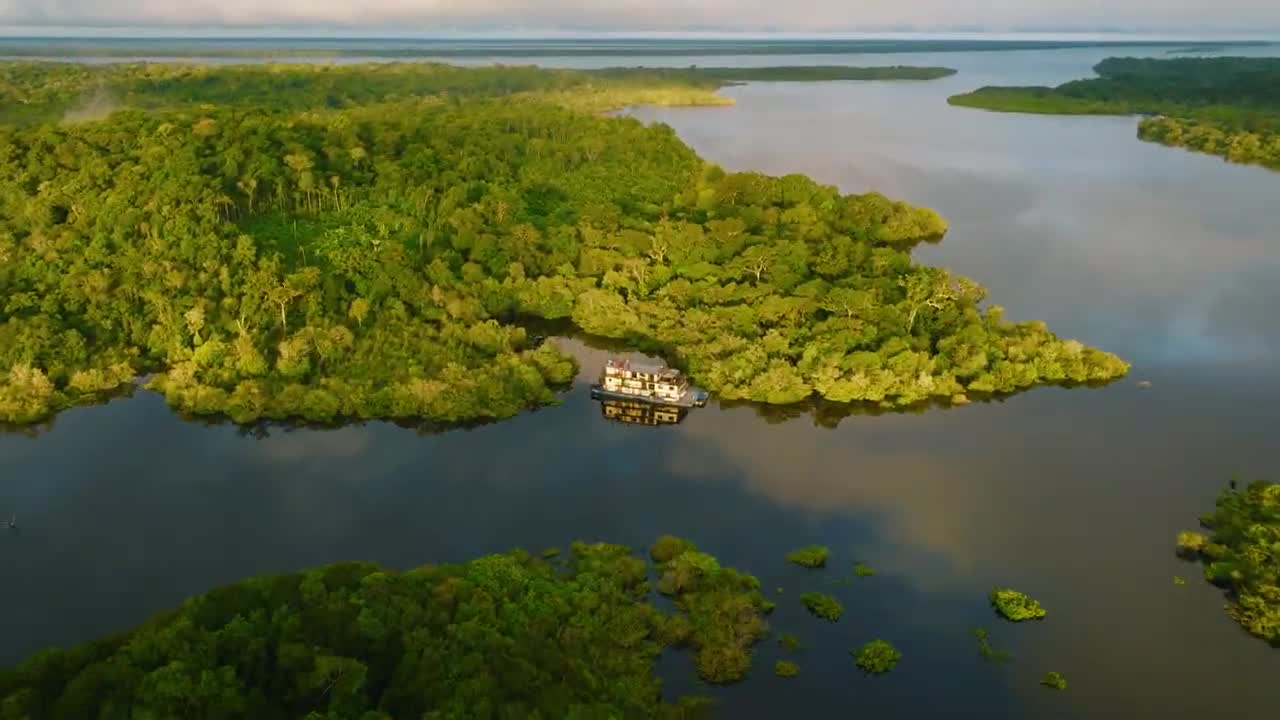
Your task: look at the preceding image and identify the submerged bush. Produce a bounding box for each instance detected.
[778,633,802,652]
[651,537,772,683]
[1040,671,1067,690]
[651,534,699,564]
[786,546,830,568]
[1176,530,1208,558]
[800,592,843,622]
[990,588,1047,622]
[1184,479,1280,645]
[774,660,800,678]
[973,627,1013,664]
[853,563,875,578]
[853,640,902,674]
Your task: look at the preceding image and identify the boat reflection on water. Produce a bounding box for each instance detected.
[596,398,687,427]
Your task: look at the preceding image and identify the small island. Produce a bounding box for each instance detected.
[948,57,1280,170]
[1178,479,1279,645]
[0,61,1128,427]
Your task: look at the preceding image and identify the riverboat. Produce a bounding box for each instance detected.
[590,357,709,408]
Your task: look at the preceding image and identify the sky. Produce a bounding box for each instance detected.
[0,0,1277,35]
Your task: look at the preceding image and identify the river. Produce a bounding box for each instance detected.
[3,44,1279,719]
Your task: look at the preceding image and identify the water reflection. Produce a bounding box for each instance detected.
[597,398,688,427]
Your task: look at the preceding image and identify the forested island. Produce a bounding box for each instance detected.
[0,61,1128,427]
[1178,480,1279,645]
[948,57,1280,170]
[0,537,773,718]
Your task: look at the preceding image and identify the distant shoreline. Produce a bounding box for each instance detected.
[0,37,1272,60]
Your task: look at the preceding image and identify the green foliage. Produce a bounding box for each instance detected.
[773,660,800,678]
[651,534,700,563]
[0,61,1127,427]
[651,538,772,683]
[853,640,902,674]
[0,540,771,717]
[949,57,1280,171]
[990,589,1047,622]
[1184,480,1280,645]
[800,593,843,622]
[973,627,1013,664]
[1176,530,1208,558]
[1040,671,1067,690]
[1173,575,1187,586]
[853,563,875,577]
[785,545,829,568]
[778,633,802,652]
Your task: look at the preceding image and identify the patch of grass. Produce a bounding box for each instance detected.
[774,660,800,678]
[786,545,829,568]
[990,588,1047,622]
[1040,671,1067,690]
[853,640,901,674]
[800,592,843,622]
[1173,575,1187,586]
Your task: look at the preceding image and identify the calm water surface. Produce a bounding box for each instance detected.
[4,47,1280,719]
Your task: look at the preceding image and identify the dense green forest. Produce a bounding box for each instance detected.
[948,57,1280,170]
[0,538,773,719]
[0,62,1127,426]
[1178,480,1279,645]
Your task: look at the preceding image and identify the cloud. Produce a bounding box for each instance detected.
[1,0,1277,33]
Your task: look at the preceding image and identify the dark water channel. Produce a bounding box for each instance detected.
[4,45,1280,719]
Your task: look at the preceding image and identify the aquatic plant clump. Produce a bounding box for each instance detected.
[1175,530,1208,558]
[1181,479,1280,645]
[778,633,802,652]
[973,627,1013,664]
[1040,672,1068,690]
[853,640,902,674]
[774,660,800,677]
[786,545,830,568]
[990,588,1047,622]
[800,592,844,622]
[853,563,875,577]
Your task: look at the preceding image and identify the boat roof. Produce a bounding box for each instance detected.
[606,357,679,377]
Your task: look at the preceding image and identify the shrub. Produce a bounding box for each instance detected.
[774,660,800,677]
[990,588,1046,621]
[651,535,699,563]
[800,593,843,621]
[853,563,875,577]
[1040,671,1067,690]
[786,545,829,568]
[1175,530,1208,558]
[853,640,901,674]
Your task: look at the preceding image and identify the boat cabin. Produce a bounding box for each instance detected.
[601,358,689,404]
